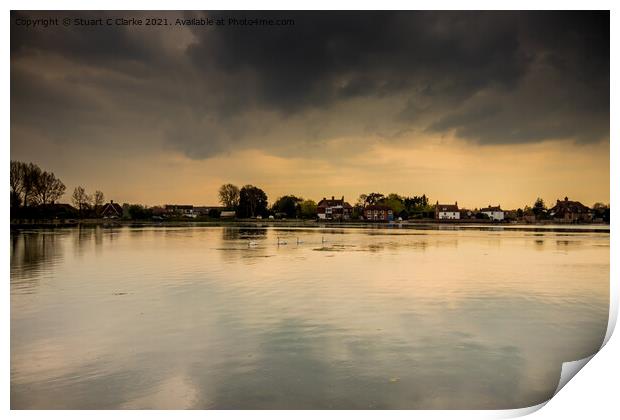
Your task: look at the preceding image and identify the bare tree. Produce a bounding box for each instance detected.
[10,161,25,207]
[218,184,240,209]
[33,171,66,205]
[93,190,105,209]
[22,163,42,207]
[72,186,92,214]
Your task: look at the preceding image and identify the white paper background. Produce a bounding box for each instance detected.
[3,0,617,418]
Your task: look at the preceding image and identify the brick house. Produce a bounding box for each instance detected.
[364,205,394,221]
[317,196,353,220]
[548,197,592,222]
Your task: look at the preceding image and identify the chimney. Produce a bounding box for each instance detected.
[564,196,568,201]
[111,200,114,204]
[332,196,335,200]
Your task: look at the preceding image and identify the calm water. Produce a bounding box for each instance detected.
[10,225,609,409]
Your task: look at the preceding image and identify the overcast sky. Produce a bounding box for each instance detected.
[10,11,609,208]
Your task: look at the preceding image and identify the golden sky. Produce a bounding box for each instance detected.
[10,11,610,209]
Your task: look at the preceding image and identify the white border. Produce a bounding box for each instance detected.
[3,2,617,419]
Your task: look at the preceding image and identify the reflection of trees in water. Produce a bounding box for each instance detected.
[10,231,67,286]
[73,226,97,256]
[72,226,123,255]
[556,240,582,247]
[222,227,267,241]
[218,228,272,265]
[95,226,103,246]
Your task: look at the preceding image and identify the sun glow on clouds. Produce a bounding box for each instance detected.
[10,11,609,209]
[23,133,604,210]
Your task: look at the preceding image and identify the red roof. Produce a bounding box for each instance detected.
[480,205,503,212]
[436,204,459,212]
[365,205,393,211]
[317,196,352,209]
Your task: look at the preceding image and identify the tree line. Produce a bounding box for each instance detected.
[11,160,107,219]
[11,161,609,222]
[10,161,66,208]
[354,192,433,219]
[218,183,318,219]
[217,185,434,220]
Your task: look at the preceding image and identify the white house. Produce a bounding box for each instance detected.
[480,205,504,221]
[435,201,460,220]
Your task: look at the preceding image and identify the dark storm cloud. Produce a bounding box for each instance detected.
[188,11,529,112]
[11,11,609,159]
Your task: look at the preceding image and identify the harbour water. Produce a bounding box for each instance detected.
[10,225,609,409]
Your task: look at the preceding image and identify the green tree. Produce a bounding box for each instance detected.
[272,195,302,218]
[238,185,268,218]
[381,193,405,214]
[299,199,318,219]
[208,208,221,218]
[218,184,240,209]
[358,192,385,208]
[128,204,153,220]
[532,197,547,219]
[403,194,430,212]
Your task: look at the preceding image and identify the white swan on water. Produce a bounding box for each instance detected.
[248,241,258,247]
[277,237,288,245]
[296,237,304,244]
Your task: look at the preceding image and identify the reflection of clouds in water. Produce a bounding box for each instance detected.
[121,374,198,409]
[185,316,527,409]
[10,226,609,408]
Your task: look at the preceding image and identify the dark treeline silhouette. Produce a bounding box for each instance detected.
[11,160,106,220]
[355,192,433,220]
[10,162,609,224]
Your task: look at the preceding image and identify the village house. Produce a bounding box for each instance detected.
[548,197,592,223]
[100,200,123,218]
[165,204,195,217]
[317,196,353,220]
[192,206,227,217]
[364,205,394,221]
[435,201,460,220]
[480,205,505,221]
[192,206,210,217]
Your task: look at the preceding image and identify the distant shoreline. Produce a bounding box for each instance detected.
[10,218,610,233]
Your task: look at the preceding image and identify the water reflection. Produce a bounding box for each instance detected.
[10,226,609,409]
[10,230,67,288]
[222,227,268,241]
